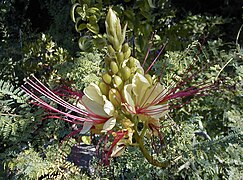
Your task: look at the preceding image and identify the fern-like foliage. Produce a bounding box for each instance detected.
[0,80,84,179]
[8,141,85,179]
[0,80,30,140]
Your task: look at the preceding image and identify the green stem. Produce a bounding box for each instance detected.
[133,129,170,168]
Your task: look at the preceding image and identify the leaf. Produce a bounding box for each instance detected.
[87,22,99,34]
[81,136,91,145]
[77,23,86,32]
[70,3,81,22]
[147,0,156,8]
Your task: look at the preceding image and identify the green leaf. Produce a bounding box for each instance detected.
[147,0,156,8]
[77,23,86,32]
[70,3,81,22]
[87,23,99,34]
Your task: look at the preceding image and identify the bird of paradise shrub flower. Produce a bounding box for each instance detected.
[22,8,218,167]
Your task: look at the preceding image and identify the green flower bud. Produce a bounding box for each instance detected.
[109,88,121,107]
[108,45,116,56]
[122,43,129,52]
[114,75,123,90]
[102,73,112,84]
[106,8,117,37]
[124,47,131,59]
[113,38,121,51]
[128,57,136,67]
[136,68,143,74]
[99,81,109,96]
[110,61,119,74]
[117,52,124,64]
[116,21,122,39]
[121,66,131,81]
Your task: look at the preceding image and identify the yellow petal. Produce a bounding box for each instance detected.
[132,73,150,105]
[84,83,103,105]
[110,144,126,157]
[145,104,168,119]
[141,83,166,106]
[80,121,93,134]
[103,95,114,116]
[82,95,109,117]
[123,84,136,113]
[102,117,116,132]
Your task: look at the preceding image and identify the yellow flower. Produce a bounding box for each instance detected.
[123,73,169,119]
[77,83,117,133]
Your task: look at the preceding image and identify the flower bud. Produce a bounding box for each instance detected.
[110,61,119,74]
[124,47,131,59]
[128,57,136,67]
[122,43,129,52]
[106,8,117,37]
[116,21,122,39]
[113,38,121,51]
[114,75,123,90]
[99,81,109,96]
[109,88,121,107]
[136,68,143,74]
[102,73,112,84]
[117,52,124,64]
[108,45,116,56]
[121,66,131,81]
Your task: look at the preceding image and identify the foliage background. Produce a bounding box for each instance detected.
[0,0,242,179]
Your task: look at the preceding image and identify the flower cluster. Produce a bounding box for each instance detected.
[22,8,216,167]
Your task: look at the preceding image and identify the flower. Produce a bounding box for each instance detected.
[22,8,219,167]
[123,72,169,119]
[22,76,116,135]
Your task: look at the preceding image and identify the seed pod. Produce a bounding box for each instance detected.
[114,75,123,90]
[102,73,112,84]
[117,52,124,64]
[145,74,152,85]
[109,88,121,107]
[121,66,131,81]
[99,81,109,96]
[110,61,119,74]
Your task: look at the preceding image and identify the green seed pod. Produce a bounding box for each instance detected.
[110,61,119,74]
[145,74,152,85]
[102,73,112,84]
[121,66,131,81]
[122,43,129,52]
[108,45,116,56]
[109,88,121,107]
[99,81,109,96]
[114,75,123,90]
[117,52,124,64]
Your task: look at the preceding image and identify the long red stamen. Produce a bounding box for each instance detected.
[22,86,91,122]
[25,77,88,116]
[145,42,167,74]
